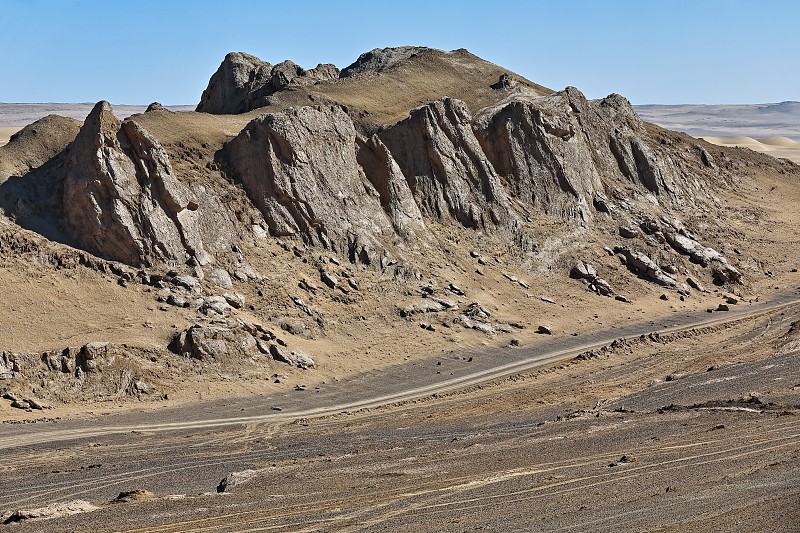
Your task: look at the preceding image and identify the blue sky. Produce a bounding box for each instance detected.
[1,0,797,105]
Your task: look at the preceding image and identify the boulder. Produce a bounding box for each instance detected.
[209,269,234,289]
[570,261,597,280]
[170,320,273,361]
[200,296,233,317]
[223,292,245,309]
[616,247,677,287]
[269,344,315,369]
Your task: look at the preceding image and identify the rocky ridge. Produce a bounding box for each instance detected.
[1,46,797,406]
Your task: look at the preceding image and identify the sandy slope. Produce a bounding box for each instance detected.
[702,135,800,163]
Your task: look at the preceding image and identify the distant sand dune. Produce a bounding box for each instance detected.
[702,136,800,164]
[757,136,799,147]
[0,126,22,147]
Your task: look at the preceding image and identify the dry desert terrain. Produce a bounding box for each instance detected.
[1,47,799,531]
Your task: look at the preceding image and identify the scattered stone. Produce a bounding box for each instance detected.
[298,279,319,294]
[456,315,496,335]
[280,321,306,336]
[223,292,245,309]
[619,226,639,239]
[269,344,315,369]
[615,247,676,287]
[570,261,597,280]
[660,294,669,301]
[113,490,156,503]
[172,275,200,291]
[615,295,628,302]
[166,294,187,308]
[510,339,520,347]
[717,303,730,312]
[540,296,556,304]
[725,296,738,305]
[10,400,31,410]
[199,296,233,316]
[686,277,706,292]
[537,325,553,335]
[208,269,233,290]
[290,296,313,316]
[446,283,465,296]
[320,271,338,289]
[463,302,491,320]
[348,278,359,290]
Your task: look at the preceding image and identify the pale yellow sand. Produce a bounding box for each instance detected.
[0,126,22,146]
[703,135,800,164]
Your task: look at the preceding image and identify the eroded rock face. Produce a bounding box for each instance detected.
[60,101,235,267]
[222,105,422,264]
[380,97,517,231]
[476,90,602,222]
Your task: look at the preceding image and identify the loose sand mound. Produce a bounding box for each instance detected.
[758,135,800,147]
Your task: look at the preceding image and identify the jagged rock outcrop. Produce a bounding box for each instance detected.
[340,46,430,77]
[222,105,425,265]
[476,90,602,221]
[196,53,339,114]
[355,134,427,240]
[196,52,274,114]
[60,101,236,267]
[380,97,517,230]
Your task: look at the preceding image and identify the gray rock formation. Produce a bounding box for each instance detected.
[170,319,274,361]
[196,54,339,114]
[60,101,235,267]
[380,97,516,230]
[222,105,423,265]
[340,46,430,77]
[196,52,273,114]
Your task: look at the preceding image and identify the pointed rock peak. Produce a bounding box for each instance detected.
[76,100,121,147]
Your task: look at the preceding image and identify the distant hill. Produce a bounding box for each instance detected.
[634,102,800,141]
